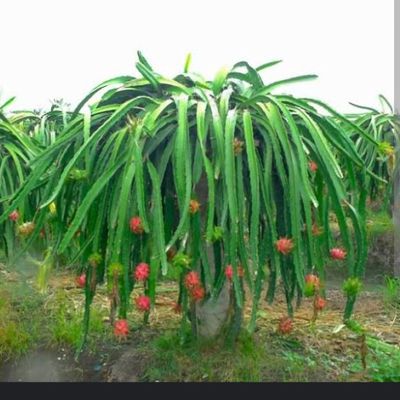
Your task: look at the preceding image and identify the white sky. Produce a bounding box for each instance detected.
[0,0,394,113]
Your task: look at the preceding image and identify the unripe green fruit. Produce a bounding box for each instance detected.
[304,282,316,297]
[342,277,362,297]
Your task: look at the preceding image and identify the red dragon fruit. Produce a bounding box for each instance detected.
[275,237,294,255]
[184,271,201,290]
[330,247,347,260]
[114,319,129,338]
[278,316,293,334]
[225,264,244,280]
[130,216,144,234]
[75,273,86,288]
[314,296,327,311]
[190,285,205,301]
[309,161,318,172]
[135,295,151,312]
[134,262,150,281]
[9,210,19,222]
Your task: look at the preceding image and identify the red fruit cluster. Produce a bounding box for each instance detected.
[275,237,294,255]
[114,319,129,338]
[75,273,86,288]
[134,262,150,281]
[278,317,293,334]
[130,216,144,234]
[184,271,205,302]
[9,210,19,222]
[136,295,151,312]
[330,247,346,260]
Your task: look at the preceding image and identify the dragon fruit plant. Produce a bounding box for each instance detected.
[341,96,399,212]
[8,98,73,146]
[331,96,398,320]
[0,98,43,261]
[0,52,379,352]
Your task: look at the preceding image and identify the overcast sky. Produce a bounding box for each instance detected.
[0,0,394,113]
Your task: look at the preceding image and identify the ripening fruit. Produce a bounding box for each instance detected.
[309,161,318,172]
[75,273,86,288]
[134,262,150,281]
[18,221,35,236]
[114,319,129,338]
[305,274,320,289]
[304,273,320,297]
[314,296,326,311]
[225,265,233,280]
[189,199,200,214]
[135,295,151,312]
[130,216,144,234]
[311,223,323,236]
[275,237,294,255]
[184,271,201,290]
[190,285,205,301]
[304,282,316,297]
[9,210,19,222]
[278,317,293,334]
[225,264,244,280]
[330,247,347,260]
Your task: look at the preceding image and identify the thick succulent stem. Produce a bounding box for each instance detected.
[343,295,357,321]
[225,286,243,347]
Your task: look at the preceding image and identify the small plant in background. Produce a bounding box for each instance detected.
[304,273,326,322]
[382,276,400,312]
[343,96,399,214]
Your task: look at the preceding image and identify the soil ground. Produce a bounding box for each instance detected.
[0,262,399,382]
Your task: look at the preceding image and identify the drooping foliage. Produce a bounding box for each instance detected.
[342,96,399,212]
[0,97,42,260]
[0,53,382,350]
